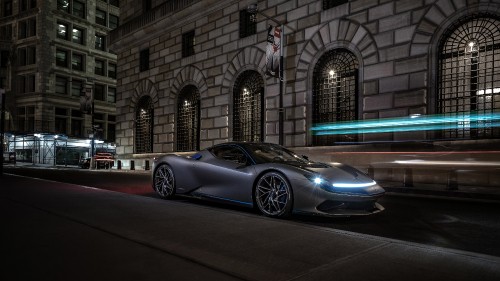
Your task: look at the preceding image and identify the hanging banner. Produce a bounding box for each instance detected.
[266,25,281,77]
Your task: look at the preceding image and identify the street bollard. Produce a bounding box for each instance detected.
[447,170,458,190]
[404,168,414,187]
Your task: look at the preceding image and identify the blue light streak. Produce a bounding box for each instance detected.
[311,112,500,135]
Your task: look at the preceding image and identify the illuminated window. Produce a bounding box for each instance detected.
[72,27,84,44]
[95,34,106,50]
[312,48,358,145]
[135,96,154,153]
[438,15,500,139]
[177,85,200,152]
[57,0,69,13]
[233,70,264,142]
[57,22,68,40]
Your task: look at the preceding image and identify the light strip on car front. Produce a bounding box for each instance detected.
[332,181,377,188]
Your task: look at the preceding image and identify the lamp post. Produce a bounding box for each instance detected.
[0,88,5,177]
[248,4,285,145]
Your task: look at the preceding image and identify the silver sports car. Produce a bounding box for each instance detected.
[152,142,385,218]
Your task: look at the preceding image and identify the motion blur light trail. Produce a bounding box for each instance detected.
[311,112,500,135]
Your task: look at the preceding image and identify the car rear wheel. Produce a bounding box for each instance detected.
[153,164,176,199]
[255,172,292,218]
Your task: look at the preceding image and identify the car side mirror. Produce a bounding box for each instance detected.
[302,155,309,160]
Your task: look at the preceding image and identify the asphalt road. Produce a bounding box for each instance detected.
[4,166,500,257]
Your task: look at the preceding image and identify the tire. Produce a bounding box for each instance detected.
[153,164,176,199]
[255,172,293,218]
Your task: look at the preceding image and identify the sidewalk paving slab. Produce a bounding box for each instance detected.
[2,173,500,281]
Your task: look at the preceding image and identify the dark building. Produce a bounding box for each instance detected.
[0,0,119,164]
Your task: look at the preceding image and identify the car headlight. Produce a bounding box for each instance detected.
[331,181,377,188]
[304,174,332,190]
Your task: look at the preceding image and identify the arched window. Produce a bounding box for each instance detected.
[438,15,500,139]
[135,96,153,153]
[233,70,264,142]
[312,48,358,145]
[177,85,200,151]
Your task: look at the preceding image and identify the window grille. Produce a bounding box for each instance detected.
[233,70,264,142]
[312,48,358,145]
[135,96,154,153]
[177,85,200,151]
[438,15,500,139]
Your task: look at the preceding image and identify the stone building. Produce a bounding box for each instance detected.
[109,0,500,158]
[0,0,120,164]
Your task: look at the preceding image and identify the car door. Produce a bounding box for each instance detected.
[193,145,256,205]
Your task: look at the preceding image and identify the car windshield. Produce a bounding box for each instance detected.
[245,143,309,164]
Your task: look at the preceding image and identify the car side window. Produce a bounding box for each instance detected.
[210,146,247,165]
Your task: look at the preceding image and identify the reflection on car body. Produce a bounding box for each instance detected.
[152,142,385,218]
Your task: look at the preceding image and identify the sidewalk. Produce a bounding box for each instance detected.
[6,161,500,202]
[2,173,500,281]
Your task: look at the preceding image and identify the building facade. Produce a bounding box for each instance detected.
[110,0,500,157]
[0,0,120,164]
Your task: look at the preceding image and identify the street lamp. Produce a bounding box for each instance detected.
[0,88,5,177]
[248,4,285,145]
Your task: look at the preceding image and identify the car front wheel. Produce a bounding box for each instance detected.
[255,172,293,218]
[153,164,176,199]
